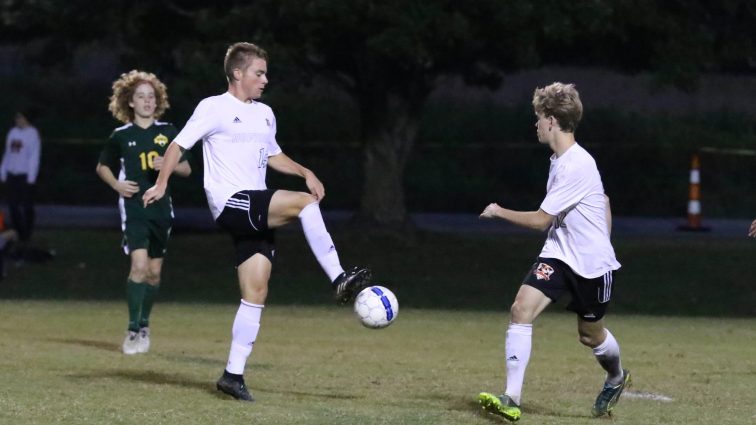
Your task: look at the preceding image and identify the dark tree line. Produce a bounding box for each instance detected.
[3,0,754,227]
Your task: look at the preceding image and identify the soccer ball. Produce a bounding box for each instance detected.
[353,286,399,329]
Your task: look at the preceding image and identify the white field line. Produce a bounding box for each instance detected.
[624,390,674,402]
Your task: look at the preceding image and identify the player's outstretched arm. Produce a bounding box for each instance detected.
[143,141,184,206]
[479,203,554,231]
[268,153,325,201]
[154,155,191,177]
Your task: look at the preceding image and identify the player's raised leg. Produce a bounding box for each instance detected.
[216,254,270,402]
[268,190,371,304]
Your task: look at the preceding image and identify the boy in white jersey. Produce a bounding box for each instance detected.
[143,42,371,402]
[477,83,628,421]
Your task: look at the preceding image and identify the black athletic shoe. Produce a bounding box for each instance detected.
[333,266,372,305]
[216,374,254,402]
[592,369,631,417]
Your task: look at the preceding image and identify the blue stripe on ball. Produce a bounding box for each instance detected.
[371,287,394,321]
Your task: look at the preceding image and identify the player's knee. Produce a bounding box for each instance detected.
[243,285,268,304]
[578,332,600,347]
[509,300,531,323]
[279,192,318,219]
[296,192,318,210]
[129,264,149,282]
[146,272,161,286]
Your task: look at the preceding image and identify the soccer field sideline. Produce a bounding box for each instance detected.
[21,203,755,237]
[1,300,754,425]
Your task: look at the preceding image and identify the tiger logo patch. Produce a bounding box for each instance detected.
[534,263,555,281]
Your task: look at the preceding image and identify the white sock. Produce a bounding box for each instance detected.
[504,323,532,405]
[299,202,344,282]
[592,328,623,386]
[226,300,264,375]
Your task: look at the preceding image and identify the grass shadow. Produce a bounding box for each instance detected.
[50,338,235,370]
[453,397,589,421]
[257,385,361,400]
[523,401,589,419]
[156,353,225,367]
[69,369,219,398]
[456,398,506,423]
[51,338,121,353]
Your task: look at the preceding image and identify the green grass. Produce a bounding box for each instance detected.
[0,301,754,425]
[2,227,755,316]
[2,228,755,423]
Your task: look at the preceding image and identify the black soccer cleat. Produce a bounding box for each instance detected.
[592,369,631,417]
[216,374,255,402]
[333,266,372,305]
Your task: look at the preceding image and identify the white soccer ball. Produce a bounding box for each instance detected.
[353,286,399,329]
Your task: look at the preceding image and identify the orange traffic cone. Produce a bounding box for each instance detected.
[678,153,709,231]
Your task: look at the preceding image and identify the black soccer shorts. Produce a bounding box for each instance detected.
[215,189,277,266]
[522,257,616,322]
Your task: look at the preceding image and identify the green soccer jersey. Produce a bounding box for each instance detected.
[99,121,186,221]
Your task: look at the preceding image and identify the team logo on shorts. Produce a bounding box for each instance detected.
[153,133,168,147]
[534,263,554,281]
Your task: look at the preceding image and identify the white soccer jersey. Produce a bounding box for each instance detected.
[174,92,282,219]
[539,143,621,278]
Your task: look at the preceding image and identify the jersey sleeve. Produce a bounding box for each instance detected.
[98,132,121,173]
[165,124,189,163]
[174,99,216,150]
[539,163,588,216]
[267,113,282,157]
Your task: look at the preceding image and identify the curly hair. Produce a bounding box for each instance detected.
[108,70,170,124]
[532,82,583,133]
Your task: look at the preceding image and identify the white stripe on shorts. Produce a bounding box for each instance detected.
[598,272,613,304]
[226,199,250,210]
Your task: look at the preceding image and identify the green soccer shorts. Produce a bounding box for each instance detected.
[122,218,172,258]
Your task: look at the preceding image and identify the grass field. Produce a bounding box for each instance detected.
[1,227,755,424]
[1,227,755,315]
[0,301,754,425]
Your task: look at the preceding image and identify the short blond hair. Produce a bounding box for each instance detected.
[108,70,169,124]
[532,82,583,133]
[224,42,268,83]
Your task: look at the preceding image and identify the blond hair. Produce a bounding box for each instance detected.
[224,42,269,83]
[108,70,169,124]
[532,82,583,133]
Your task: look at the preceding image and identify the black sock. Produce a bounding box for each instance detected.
[223,370,244,382]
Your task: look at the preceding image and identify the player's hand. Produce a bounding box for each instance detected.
[748,219,756,238]
[112,180,139,198]
[143,184,166,207]
[152,155,164,171]
[305,170,325,201]
[479,203,503,219]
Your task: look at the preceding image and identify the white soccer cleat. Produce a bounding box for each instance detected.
[122,331,139,355]
[136,327,150,354]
